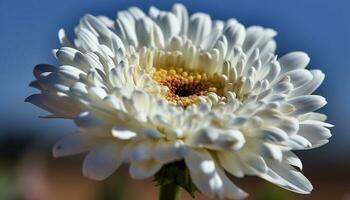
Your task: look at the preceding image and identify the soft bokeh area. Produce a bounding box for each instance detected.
[1,0,349,199]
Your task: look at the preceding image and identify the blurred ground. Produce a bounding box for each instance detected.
[0,132,349,200]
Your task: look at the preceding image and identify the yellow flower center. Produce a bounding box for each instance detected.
[153,68,224,107]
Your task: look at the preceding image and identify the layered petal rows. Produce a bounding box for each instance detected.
[27,4,332,199]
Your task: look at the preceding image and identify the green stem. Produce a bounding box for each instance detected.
[159,182,181,200]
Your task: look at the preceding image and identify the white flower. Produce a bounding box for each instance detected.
[27,4,332,199]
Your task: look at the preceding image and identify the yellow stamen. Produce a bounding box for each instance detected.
[152,68,224,107]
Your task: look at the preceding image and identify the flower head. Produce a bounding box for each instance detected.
[27,4,332,199]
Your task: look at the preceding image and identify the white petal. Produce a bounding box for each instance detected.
[185,149,216,175]
[260,127,289,143]
[261,162,313,194]
[26,93,81,118]
[283,151,303,170]
[149,8,180,40]
[128,7,146,19]
[300,119,333,128]
[129,159,162,179]
[223,19,246,51]
[297,124,331,144]
[200,28,222,51]
[112,126,137,140]
[53,132,97,157]
[115,12,138,48]
[130,90,150,113]
[290,70,325,96]
[279,52,310,74]
[281,69,312,88]
[261,143,283,161]
[185,149,247,199]
[83,14,111,38]
[188,13,212,45]
[75,27,99,51]
[58,29,73,47]
[243,26,277,55]
[218,152,245,177]
[131,140,156,161]
[239,152,268,175]
[136,17,164,48]
[288,95,327,116]
[75,111,103,128]
[217,167,249,200]
[154,140,188,163]
[277,117,299,135]
[172,3,189,36]
[82,143,123,180]
[265,61,281,83]
[299,112,327,121]
[58,65,85,80]
[288,134,312,149]
[186,127,245,151]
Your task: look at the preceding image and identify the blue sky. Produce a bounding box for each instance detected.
[0,0,349,158]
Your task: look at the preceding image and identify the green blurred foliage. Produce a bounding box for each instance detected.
[99,174,125,200]
[0,164,15,200]
[257,182,296,200]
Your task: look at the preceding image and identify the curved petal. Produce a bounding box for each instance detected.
[53,132,98,157]
[288,95,327,116]
[290,70,325,97]
[154,140,188,163]
[188,13,212,45]
[129,159,162,179]
[82,143,124,180]
[185,149,248,199]
[186,127,245,151]
[260,162,313,194]
[279,52,310,74]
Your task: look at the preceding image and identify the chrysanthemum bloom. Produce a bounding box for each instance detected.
[27,4,332,200]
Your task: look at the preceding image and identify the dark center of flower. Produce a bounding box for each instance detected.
[153,68,224,107]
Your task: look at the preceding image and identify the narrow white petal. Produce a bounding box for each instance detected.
[188,13,212,45]
[26,93,81,118]
[172,3,189,36]
[243,26,277,55]
[58,29,73,47]
[288,95,327,116]
[288,134,312,149]
[239,152,268,175]
[136,17,164,48]
[217,167,248,200]
[149,8,180,40]
[297,124,331,144]
[260,127,289,143]
[224,19,246,50]
[290,70,325,96]
[283,151,303,170]
[262,162,313,194]
[299,112,327,121]
[53,132,97,157]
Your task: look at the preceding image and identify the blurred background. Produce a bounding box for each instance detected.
[0,0,349,199]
